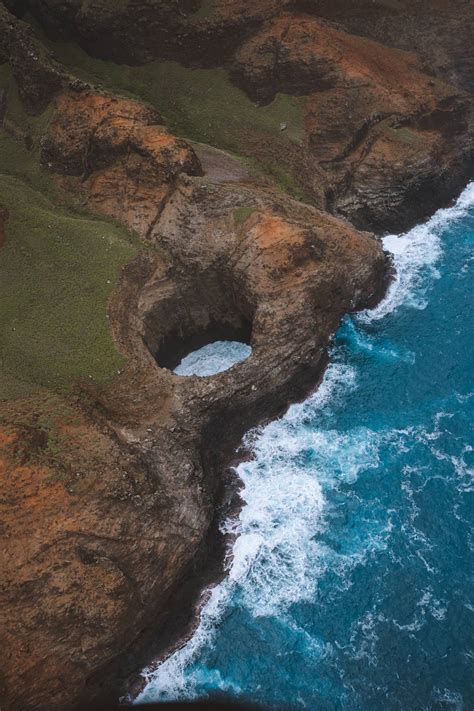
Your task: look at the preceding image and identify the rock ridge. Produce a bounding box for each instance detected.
[0,2,472,709]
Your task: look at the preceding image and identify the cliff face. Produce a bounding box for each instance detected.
[0,2,472,710]
[299,0,474,95]
[7,0,474,231]
[230,11,473,230]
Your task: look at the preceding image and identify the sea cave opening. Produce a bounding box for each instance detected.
[142,274,254,376]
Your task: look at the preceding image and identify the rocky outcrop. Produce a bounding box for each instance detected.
[0,3,64,112]
[298,0,474,95]
[41,91,202,237]
[5,2,474,231]
[231,13,474,231]
[0,1,473,709]
[0,401,206,711]
[0,78,388,709]
[13,0,292,65]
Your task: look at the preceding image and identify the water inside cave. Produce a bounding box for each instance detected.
[173,340,252,377]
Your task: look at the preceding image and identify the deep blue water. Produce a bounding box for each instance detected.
[138,185,474,711]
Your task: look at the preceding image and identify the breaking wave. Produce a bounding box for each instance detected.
[137,183,474,709]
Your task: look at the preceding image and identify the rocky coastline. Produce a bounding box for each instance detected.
[0,2,473,709]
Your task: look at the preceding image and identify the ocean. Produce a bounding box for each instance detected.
[137,183,474,711]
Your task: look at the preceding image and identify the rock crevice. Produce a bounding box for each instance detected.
[0,2,472,709]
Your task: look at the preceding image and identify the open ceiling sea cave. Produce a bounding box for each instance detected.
[0,1,472,710]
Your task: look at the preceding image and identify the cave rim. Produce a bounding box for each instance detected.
[146,314,254,374]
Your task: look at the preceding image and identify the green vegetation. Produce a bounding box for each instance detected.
[385,124,424,147]
[38,39,309,198]
[233,206,257,225]
[257,161,309,202]
[0,132,136,399]
[0,127,57,200]
[43,41,306,156]
[189,0,215,20]
[0,66,138,400]
[0,22,309,400]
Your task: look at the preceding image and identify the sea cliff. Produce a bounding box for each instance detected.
[0,2,472,709]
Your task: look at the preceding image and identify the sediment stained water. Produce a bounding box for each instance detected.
[138,184,474,710]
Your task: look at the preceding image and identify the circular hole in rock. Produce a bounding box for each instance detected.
[173,340,252,377]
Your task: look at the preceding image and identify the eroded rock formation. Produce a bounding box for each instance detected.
[4,1,474,230]
[0,1,473,709]
[231,12,474,230]
[42,91,202,237]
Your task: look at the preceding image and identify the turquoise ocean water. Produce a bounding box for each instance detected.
[138,184,474,710]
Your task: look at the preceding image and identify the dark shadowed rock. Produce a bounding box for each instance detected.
[0,1,472,709]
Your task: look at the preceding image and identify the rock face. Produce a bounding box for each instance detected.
[0,401,204,711]
[0,79,388,710]
[42,91,202,237]
[11,0,474,231]
[0,3,63,112]
[15,0,293,65]
[231,12,474,230]
[300,0,474,95]
[0,1,472,710]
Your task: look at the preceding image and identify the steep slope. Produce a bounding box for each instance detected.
[0,2,472,709]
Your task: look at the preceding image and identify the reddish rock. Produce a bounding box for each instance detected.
[1,117,389,710]
[0,398,207,711]
[232,13,474,230]
[0,2,472,709]
[300,0,474,95]
[42,91,202,238]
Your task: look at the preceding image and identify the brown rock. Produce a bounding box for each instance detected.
[1,99,389,708]
[21,0,291,65]
[3,3,473,709]
[0,4,63,113]
[0,397,207,711]
[42,91,202,238]
[299,0,474,95]
[232,13,474,230]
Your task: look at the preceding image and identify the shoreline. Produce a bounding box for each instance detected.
[125,299,389,704]
[127,182,473,705]
[4,3,473,706]
[125,365,330,704]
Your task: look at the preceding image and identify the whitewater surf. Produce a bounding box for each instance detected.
[137,183,474,711]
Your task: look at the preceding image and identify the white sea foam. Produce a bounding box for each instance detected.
[360,181,474,322]
[174,341,251,377]
[433,688,464,711]
[137,183,474,703]
[136,365,388,703]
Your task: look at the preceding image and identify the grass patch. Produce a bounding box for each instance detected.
[385,125,424,147]
[189,0,215,20]
[39,41,306,155]
[259,161,309,201]
[0,127,57,199]
[0,172,136,398]
[233,206,257,225]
